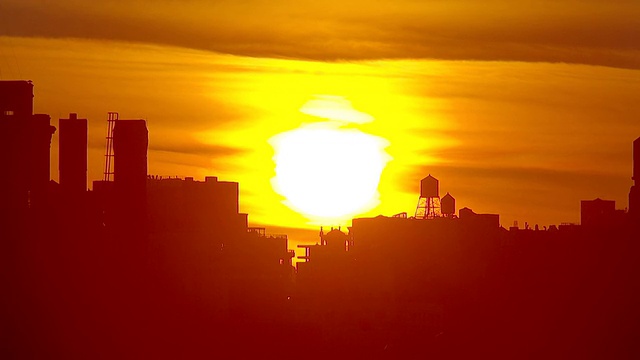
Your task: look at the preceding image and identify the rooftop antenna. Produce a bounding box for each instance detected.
[103,112,118,181]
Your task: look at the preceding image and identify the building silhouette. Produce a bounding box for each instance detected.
[630,136,640,220]
[0,80,56,236]
[113,119,148,236]
[0,80,33,116]
[2,80,639,359]
[581,198,626,227]
[59,113,87,194]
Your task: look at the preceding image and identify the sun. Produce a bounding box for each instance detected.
[270,96,390,223]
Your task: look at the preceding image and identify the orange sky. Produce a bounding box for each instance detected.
[1,1,639,242]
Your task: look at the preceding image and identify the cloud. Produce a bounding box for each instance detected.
[150,140,246,158]
[1,0,639,68]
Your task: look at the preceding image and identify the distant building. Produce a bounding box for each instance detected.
[0,81,55,215]
[146,176,247,241]
[0,80,34,117]
[146,175,293,320]
[59,113,88,194]
[458,206,500,229]
[113,119,148,235]
[630,137,640,219]
[296,227,351,276]
[114,119,148,194]
[581,198,626,227]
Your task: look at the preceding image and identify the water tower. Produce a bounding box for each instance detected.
[441,192,456,218]
[415,175,441,219]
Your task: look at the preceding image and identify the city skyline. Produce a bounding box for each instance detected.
[1,78,638,258]
[3,2,640,357]
[1,79,639,358]
[1,0,640,232]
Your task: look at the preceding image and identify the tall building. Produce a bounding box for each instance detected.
[630,137,640,218]
[114,120,148,190]
[113,119,148,236]
[59,113,88,194]
[0,80,34,117]
[0,81,55,215]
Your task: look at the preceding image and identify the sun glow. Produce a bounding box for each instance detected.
[270,96,390,223]
[193,55,450,229]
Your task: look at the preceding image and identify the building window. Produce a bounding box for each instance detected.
[3,110,14,116]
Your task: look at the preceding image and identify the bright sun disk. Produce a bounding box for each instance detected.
[270,96,390,223]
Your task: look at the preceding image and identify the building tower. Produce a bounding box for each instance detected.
[415,175,441,219]
[59,113,87,194]
[630,136,640,219]
[0,80,33,117]
[113,119,149,236]
[0,81,55,213]
[113,120,148,188]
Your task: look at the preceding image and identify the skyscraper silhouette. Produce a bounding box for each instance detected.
[0,81,55,216]
[0,80,33,117]
[630,137,640,219]
[59,113,88,194]
[113,119,148,237]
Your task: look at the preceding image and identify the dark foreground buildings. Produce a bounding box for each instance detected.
[0,81,55,223]
[1,81,294,358]
[2,80,640,359]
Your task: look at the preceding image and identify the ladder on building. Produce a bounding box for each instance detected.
[103,112,118,181]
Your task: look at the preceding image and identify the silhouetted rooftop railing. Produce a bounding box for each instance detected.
[248,227,266,236]
[247,227,287,240]
[147,175,187,180]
